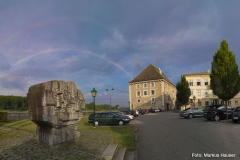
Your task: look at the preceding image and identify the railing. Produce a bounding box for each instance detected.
[7,112,29,120]
[7,110,119,120]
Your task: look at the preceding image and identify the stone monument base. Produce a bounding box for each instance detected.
[34,125,80,145]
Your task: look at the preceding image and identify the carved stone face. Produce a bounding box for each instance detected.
[27,80,85,128]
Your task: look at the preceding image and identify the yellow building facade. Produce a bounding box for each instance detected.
[184,70,240,109]
[128,64,176,111]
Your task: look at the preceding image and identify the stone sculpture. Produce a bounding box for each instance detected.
[27,80,85,145]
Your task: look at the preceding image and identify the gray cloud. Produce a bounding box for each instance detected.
[0,1,240,106]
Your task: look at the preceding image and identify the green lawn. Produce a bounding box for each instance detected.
[0,115,136,151]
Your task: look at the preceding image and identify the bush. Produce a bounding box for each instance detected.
[0,111,8,121]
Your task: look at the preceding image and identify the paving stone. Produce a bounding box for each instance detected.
[0,126,113,160]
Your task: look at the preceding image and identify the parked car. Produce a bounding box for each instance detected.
[130,110,139,117]
[232,106,240,123]
[148,108,155,113]
[145,109,149,114]
[203,105,234,121]
[112,111,134,120]
[154,109,160,112]
[179,108,204,119]
[138,109,145,115]
[88,112,130,126]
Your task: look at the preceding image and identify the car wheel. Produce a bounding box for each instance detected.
[94,121,99,126]
[188,114,193,119]
[214,115,220,121]
[118,120,124,126]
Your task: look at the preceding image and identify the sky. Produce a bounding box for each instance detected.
[0,0,240,107]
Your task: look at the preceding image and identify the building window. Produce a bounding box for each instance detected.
[197,80,201,86]
[205,90,208,96]
[143,83,147,88]
[205,101,209,106]
[198,102,201,107]
[144,91,147,96]
[137,99,140,103]
[235,100,238,106]
[151,82,155,87]
[191,90,193,96]
[151,97,155,103]
[204,80,208,86]
[189,80,193,86]
[136,84,140,89]
[197,90,201,96]
[136,91,141,96]
[151,90,155,95]
[228,101,231,105]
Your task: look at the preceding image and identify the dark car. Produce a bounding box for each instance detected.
[232,106,240,123]
[148,108,155,113]
[203,105,234,121]
[88,112,130,126]
[179,108,204,119]
[138,109,145,115]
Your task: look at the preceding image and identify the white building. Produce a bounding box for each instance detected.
[184,70,240,108]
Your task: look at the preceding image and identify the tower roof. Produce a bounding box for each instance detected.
[129,64,174,85]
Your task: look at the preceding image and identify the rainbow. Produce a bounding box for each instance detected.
[12,48,133,78]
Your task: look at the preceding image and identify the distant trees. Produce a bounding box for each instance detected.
[85,103,119,111]
[176,75,191,110]
[210,39,240,120]
[0,95,28,111]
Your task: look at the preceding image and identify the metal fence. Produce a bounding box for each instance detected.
[7,112,29,120]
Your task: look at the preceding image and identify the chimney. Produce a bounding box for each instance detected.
[207,69,210,73]
[159,68,162,74]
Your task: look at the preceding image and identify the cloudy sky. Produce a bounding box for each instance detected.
[0,0,240,107]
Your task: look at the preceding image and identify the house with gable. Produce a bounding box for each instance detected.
[128,64,176,111]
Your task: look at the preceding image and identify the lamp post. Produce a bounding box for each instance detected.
[91,88,97,127]
[128,101,130,111]
[193,95,196,108]
[106,87,114,111]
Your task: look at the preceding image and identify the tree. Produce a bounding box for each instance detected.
[210,39,240,120]
[176,75,191,110]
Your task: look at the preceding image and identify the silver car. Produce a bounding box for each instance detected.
[180,108,204,119]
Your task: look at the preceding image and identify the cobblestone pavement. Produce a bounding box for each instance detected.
[0,126,113,160]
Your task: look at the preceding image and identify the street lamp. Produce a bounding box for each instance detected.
[106,87,114,111]
[193,95,196,108]
[128,101,130,111]
[91,88,97,127]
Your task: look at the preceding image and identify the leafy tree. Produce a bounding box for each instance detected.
[176,75,191,110]
[210,39,240,120]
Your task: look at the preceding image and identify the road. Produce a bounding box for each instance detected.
[130,112,240,160]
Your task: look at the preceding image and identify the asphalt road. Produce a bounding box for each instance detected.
[130,112,240,160]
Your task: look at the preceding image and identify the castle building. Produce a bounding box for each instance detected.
[184,70,240,108]
[128,64,176,111]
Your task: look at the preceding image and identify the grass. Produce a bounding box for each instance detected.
[0,115,136,151]
[78,116,136,150]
